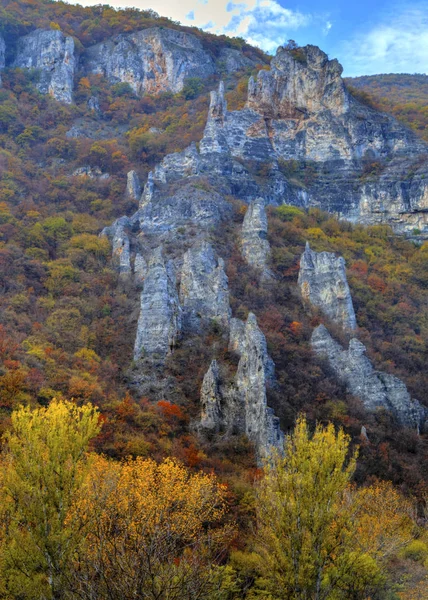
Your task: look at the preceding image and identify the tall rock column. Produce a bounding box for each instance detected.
[134,247,181,360]
[298,242,357,330]
[236,313,282,457]
[13,29,76,103]
[241,198,272,277]
[200,313,284,460]
[199,81,229,154]
[0,34,5,86]
[180,240,231,332]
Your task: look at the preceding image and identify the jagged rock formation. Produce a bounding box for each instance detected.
[134,253,147,287]
[72,166,110,179]
[140,44,428,236]
[109,217,132,276]
[134,247,181,360]
[83,27,215,96]
[200,313,283,459]
[217,48,256,74]
[0,34,5,86]
[298,242,357,330]
[126,170,141,202]
[312,324,427,430]
[180,241,231,332]
[13,29,76,103]
[241,198,272,276]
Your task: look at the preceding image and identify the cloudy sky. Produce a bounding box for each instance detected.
[64,0,428,76]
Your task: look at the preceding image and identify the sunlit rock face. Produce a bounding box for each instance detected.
[312,325,427,431]
[180,240,231,333]
[0,34,5,86]
[134,246,181,361]
[298,242,357,330]
[138,43,428,236]
[13,29,76,103]
[83,27,215,96]
[200,313,284,461]
[241,198,272,278]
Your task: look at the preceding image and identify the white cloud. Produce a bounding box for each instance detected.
[66,0,319,53]
[341,5,428,76]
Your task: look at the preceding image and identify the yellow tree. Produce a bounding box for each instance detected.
[253,415,359,600]
[0,399,100,600]
[73,455,234,600]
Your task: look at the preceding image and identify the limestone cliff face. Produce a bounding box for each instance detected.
[246,45,348,118]
[0,34,5,86]
[84,27,215,96]
[200,313,283,460]
[311,325,427,430]
[140,44,428,236]
[13,29,76,103]
[134,247,181,360]
[126,170,141,202]
[298,242,357,330]
[241,198,272,276]
[180,241,231,332]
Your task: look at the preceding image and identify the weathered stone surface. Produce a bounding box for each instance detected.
[247,45,348,118]
[126,170,141,202]
[200,313,283,459]
[311,324,427,430]
[241,198,272,275]
[298,242,357,330]
[136,181,232,234]
[180,241,231,332]
[134,246,181,360]
[14,29,76,103]
[0,34,5,86]
[134,252,147,287]
[228,318,246,354]
[217,47,256,73]
[83,27,215,96]
[101,216,132,276]
[72,166,110,180]
[200,360,223,432]
[139,45,428,236]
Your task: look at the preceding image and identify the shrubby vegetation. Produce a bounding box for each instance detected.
[0,400,423,599]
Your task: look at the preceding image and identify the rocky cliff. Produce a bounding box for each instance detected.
[298,242,357,330]
[312,325,427,430]
[241,198,272,277]
[200,313,283,460]
[142,45,428,236]
[133,246,181,360]
[13,29,76,103]
[180,241,231,332]
[83,27,215,96]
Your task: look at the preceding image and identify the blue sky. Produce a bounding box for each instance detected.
[65,0,428,76]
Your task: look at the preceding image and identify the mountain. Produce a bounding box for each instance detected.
[346,73,428,142]
[0,0,428,596]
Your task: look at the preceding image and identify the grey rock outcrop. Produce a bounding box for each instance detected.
[134,253,147,287]
[134,246,181,360]
[138,44,428,236]
[72,166,110,180]
[298,242,357,330]
[126,170,141,202]
[200,313,283,460]
[84,27,215,96]
[241,198,272,276]
[0,34,5,86]
[13,29,76,103]
[312,324,427,430]
[200,360,223,432]
[101,216,132,276]
[180,241,231,332]
[217,48,256,73]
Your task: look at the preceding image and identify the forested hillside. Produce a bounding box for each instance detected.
[346,74,428,141]
[0,1,427,598]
